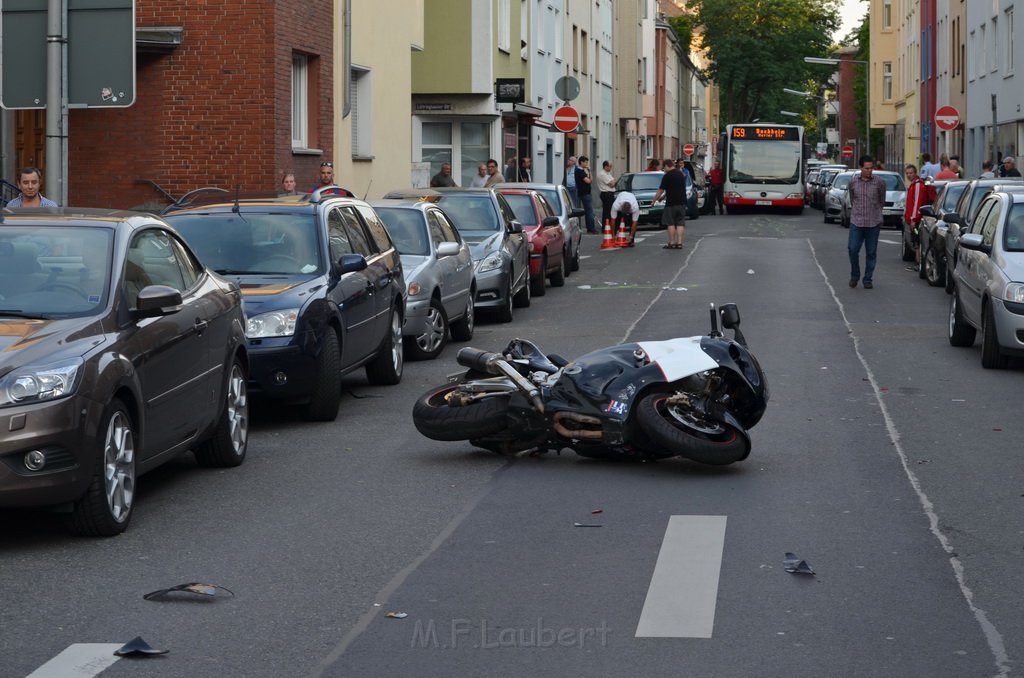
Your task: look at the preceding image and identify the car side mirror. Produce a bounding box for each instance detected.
[508,220,524,234]
[570,209,585,219]
[919,204,935,218]
[542,216,561,227]
[436,242,460,257]
[336,253,368,274]
[958,233,990,254]
[134,285,183,318]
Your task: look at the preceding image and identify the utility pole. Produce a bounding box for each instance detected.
[990,94,998,165]
[45,0,67,205]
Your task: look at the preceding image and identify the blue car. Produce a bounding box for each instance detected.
[165,188,406,421]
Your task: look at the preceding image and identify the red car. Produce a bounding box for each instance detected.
[497,188,566,297]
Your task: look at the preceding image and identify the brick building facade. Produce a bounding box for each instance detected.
[66,0,333,210]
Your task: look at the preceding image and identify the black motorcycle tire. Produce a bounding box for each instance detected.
[412,384,510,441]
[636,393,749,465]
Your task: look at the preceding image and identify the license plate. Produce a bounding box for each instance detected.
[755,200,771,206]
[640,208,649,215]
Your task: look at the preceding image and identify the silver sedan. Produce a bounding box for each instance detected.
[373,200,476,361]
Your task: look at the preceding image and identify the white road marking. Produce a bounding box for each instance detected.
[879,238,899,245]
[27,644,123,678]
[635,515,727,638]
[579,255,592,260]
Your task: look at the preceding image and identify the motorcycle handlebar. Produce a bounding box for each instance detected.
[456,347,503,373]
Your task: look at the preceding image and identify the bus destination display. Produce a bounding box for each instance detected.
[730,126,800,141]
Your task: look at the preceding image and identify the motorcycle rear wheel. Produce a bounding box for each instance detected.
[636,393,749,465]
[412,384,510,441]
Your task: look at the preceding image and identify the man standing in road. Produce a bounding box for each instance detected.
[847,155,886,289]
[653,158,688,249]
[484,159,505,187]
[564,156,578,206]
[999,156,1022,178]
[430,163,457,187]
[903,164,927,270]
[575,156,596,234]
[610,189,640,247]
[597,160,616,225]
[708,160,725,215]
[7,167,58,207]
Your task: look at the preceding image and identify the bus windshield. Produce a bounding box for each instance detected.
[728,140,802,185]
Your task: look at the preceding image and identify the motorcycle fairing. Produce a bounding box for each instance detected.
[637,337,718,381]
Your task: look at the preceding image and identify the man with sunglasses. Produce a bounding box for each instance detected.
[312,161,335,191]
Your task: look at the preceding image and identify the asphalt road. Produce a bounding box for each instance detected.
[3,208,1021,678]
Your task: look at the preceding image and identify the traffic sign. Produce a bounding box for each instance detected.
[554,76,580,102]
[683,143,695,156]
[552,105,580,133]
[842,145,854,158]
[934,105,961,131]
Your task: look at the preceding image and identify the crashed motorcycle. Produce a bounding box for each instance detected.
[412,303,768,465]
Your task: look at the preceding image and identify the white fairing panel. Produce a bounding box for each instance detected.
[638,338,717,382]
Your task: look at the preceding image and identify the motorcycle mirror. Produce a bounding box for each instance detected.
[720,303,741,329]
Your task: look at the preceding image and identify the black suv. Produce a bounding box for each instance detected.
[165,188,406,421]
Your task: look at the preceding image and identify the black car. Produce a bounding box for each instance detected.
[941,178,1024,293]
[914,180,961,286]
[0,209,249,535]
[165,188,406,421]
[683,160,708,216]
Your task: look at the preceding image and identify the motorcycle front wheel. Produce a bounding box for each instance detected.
[636,393,749,465]
[412,384,511,441]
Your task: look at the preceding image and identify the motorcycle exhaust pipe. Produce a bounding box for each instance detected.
[552,412,604,440]
[457,347,545,413]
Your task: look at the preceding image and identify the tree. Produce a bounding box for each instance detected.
[685,0,840,125]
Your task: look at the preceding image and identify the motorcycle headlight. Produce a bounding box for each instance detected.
[247,308,299,338]
[0,358,83,407]
[475,253,503,273]
[1004,282,1024,303]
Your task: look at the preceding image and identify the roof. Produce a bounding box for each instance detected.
[1,207,158,227]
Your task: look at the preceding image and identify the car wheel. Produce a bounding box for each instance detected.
[823,211,832,224]
[365,306,404,385]
[562,246,572,278]
[944,262,955,294]
[407,297,448,361]
[66,398,136,536]
[981,302,1009,369]
[512,275,531,309]
[303,330,342,421]
[550,251,566,287]
[530,256,547,297]
[570,241,581,271]
[195,357,249,466]
[948,288,977,347]
[449,291,475,342]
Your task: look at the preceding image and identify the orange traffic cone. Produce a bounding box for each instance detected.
[614,220,630,247]
[600,219,618,249]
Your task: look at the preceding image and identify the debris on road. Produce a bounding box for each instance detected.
[114,636,168,657]
[385,612,408,619]
[783,552,815,575]
[143,582,234,601]
[573,522,602,527]
[591,509,604,514]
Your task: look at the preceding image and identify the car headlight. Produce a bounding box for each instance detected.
[0,358,83,407]
[475,253,503,273]
[1004,282,1024,303]
[407,281,422,296]
[247,309,299,338]
[894,198,906,210]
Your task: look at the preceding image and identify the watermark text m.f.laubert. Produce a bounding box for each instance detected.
[411,618,612,650]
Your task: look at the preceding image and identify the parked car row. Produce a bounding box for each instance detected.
[0,182,585,536]
[806,166,908,230]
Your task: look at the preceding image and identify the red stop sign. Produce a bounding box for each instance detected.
[935,105,960,131]
[552,106,580,133]
[842,145,854,158]
[683,143,695,156]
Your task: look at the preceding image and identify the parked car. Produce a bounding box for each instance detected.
[942,178,1024,293]
[914,180,962,285]
[0,209,249,535]
[615,170,695,225]
[497,187,567,297]
[383,187,531,322]
[498,182,583,274]
[804,169,820,205]
[372,199,476,360]
[839,170,906,229]
[684,160,709,216]
[948,190,1024,368]
[164,187,406,422]
[823,171,856,224]
[811,168,842,210]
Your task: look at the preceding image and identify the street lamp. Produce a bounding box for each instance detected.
[782,88,828,144]
[805,55,869,160]
[779,110,801,118]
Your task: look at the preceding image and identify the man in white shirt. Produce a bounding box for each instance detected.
[597,160,617,225]
[470,164,488,188]
[610,190,640,247]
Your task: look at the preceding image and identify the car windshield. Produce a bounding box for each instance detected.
[375,207,429,256]
[0,226,113,318]
[832,174,853,189]
[502,194,539,225]
[878,173,906,191]
[941,184,967,211]
[1004,205,1024,252]
[626,174,664,191]
[437,195,499,232]
[166,212,323,275]
[536,188,561,211]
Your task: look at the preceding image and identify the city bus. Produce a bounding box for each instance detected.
[720,123,805,214]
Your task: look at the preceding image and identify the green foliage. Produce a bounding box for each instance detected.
[685,0,841,125]
[666,15,695,51]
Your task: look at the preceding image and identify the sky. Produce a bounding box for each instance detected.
[835,0,867,42]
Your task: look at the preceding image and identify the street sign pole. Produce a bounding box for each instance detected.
[45,0,66,204]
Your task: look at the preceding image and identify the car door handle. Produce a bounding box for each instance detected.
[194,318,208,335]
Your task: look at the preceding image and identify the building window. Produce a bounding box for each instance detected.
[580,30,588,74]
[882,62,892,101]
[520,0,528,60]
[882,0,892,30]
[991,17,999,73]
[498,0,510,52]
[572,26,579,72]
[292,53,309,149]
[980,23,987,78]
[1007,8,1015,75]
[421,122,452,179]
[350,66,371,158]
